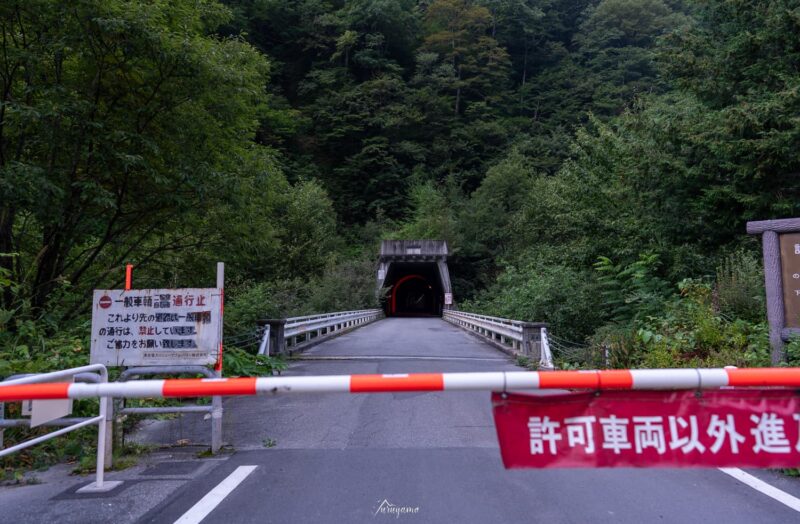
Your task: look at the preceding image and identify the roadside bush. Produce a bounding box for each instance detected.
[0,258,92,377]
[224,279,314,339]
[592,279,771,369]
[714,249,765,323]
[223,346,286,377]
[786,337,800,367]
[224,255,379,345]
[463,258,603,342]
[594,253,671,324]
[308,256,379,313]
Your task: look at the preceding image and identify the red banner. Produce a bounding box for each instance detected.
[492,389,800,468]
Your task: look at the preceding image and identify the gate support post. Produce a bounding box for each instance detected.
[211,369,223,454]
[104,397,114,467]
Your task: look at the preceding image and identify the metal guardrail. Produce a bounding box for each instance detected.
[443,310,554,369]
[0,364,118,492]
[258,309,383,355]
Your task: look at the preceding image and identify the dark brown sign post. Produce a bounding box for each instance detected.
[747,217,800,363]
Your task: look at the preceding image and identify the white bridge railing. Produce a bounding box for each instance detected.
[258,309,383,356]
[443,310,554,369]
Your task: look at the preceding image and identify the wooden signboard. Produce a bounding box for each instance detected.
[747,218,800,363]
[780,233,800,328]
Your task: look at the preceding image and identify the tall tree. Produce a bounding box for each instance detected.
[575,0,686,116]
[658,0,800,227]
[0,0,270,309]
[421,0,511,116]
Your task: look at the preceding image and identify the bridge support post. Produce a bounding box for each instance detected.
[258,319,287,355]
[521,323,549,369]
[521,326,535,360]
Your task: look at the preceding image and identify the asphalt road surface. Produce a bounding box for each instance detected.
[2,317,800,523]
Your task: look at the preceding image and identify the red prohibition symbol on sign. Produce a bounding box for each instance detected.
[99,295,112,309]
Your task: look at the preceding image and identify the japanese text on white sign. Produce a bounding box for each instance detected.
[90,289,221,367]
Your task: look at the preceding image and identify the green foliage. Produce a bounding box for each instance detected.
[223,346,286,377]
[422,0,511,115]
[463,257,603,341]
[1,423,98,480]
[0,0,356,389]
[592,280,771,369]
[594,253,671,324]
[573,0,687,117]
[786,337,800,368]
[657,0,800,222]
[225,281,312,338]
[714,250,766,323]
[463,150,535,255]
[0,0,275,310]
[281,180,340,278]
[308,256,380,312]
[394,182,461,245]
[224,254,379,341]
[0,261,90,376]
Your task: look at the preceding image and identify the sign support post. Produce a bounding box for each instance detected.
[212,262,224,454]
[763,230,786,363]
[747,217,800,364]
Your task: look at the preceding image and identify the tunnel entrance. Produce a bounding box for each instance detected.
[377,240,453,317]
[388,269,441,316]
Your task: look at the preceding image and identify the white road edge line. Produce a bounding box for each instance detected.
[718,467,800,513]
[173,465,258,524]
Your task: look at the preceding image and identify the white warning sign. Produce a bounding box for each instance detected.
[90,288,221,366]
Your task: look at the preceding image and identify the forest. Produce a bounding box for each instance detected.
[1,0,800,382]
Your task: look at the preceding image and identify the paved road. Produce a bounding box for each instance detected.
[3,317,800,523]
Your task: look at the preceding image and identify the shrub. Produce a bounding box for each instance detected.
[594,253,671,324]
[714,249,765,323]
[463,258,603,341]
[308,256,379,313]
[591,279,771,369]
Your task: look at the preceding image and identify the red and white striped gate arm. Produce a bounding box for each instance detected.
[2,368,800,402]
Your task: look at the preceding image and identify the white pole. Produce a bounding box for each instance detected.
[212,262,224,454]
[539,328,555,370]
[96,396,107,488]
[257,324,271,356]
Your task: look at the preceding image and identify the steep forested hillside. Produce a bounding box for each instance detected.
[219,0,691,223]
[217,0,799,352]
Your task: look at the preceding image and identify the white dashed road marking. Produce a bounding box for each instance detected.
[173,465,258,524]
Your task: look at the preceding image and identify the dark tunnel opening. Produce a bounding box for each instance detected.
[383,262,443,317]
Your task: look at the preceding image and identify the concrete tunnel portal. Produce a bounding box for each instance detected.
[377,240,453,317]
